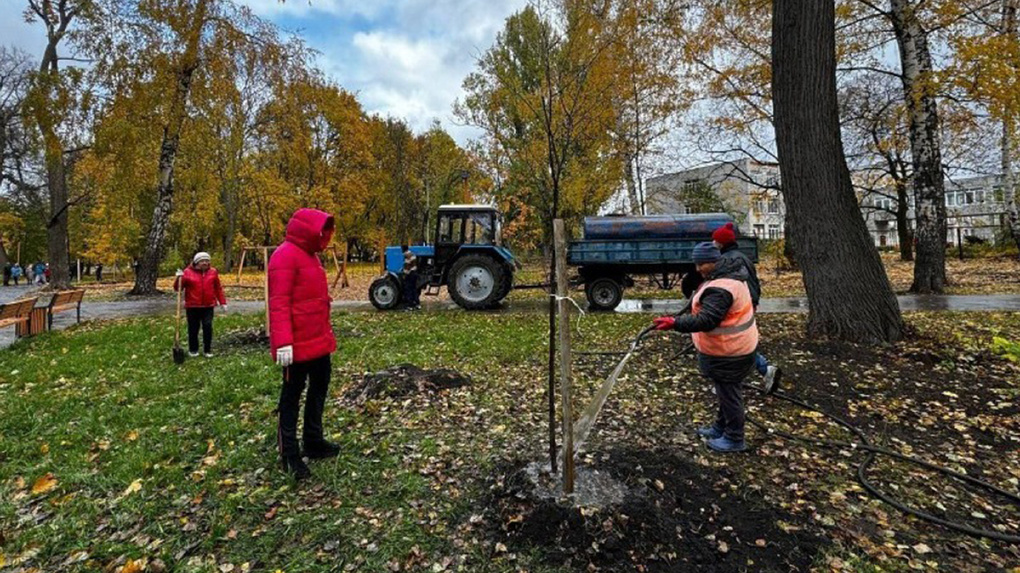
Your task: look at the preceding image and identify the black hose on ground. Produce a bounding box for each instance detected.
[746,388,1020,544]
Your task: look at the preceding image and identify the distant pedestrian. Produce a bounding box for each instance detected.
[3,263,10,286]
[402,250,422,310]
[95,263,104,282]
[174,252,227,358]
[33,262,46,285]
[11,263,23,286]
[45,264,52,283]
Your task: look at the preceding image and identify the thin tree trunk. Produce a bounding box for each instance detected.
[895,180,914,261]
[890,0,947,292]
[131,0,208,295]
[1003,0,1020,255]
[772,0,903,343]
[32,35,71,290]
[624,155,640,214]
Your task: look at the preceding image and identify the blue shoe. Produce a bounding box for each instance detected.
[696,425,723,439]
[707,436,747,453]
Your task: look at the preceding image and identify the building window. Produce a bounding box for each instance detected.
[879,235,887,247]
[767,198,781,214]
[768,224,781,239]
[754,200,766,215]
[754,224,765,238]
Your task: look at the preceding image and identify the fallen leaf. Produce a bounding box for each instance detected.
[31,473,57,495]
[912,543,931,554]
[718,541,729,554]
[123,479,143,497]
[40,443,49,454]
[127,431,139,441]
[264,506,278,520]
[120,558,146,573]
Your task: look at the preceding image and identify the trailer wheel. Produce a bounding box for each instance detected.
[369,275,401,310]
[448,254,507,310]
[585,277,623,311]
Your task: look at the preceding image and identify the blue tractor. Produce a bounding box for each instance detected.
[369,205,517,310]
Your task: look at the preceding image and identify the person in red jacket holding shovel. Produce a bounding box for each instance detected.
[174,252,228,358]
[268,208,339,480]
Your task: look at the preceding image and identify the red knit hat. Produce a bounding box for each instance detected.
[712,222,736,246]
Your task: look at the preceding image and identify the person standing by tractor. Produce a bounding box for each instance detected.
[652,242,758,453]
[174,252,228,357]
[711,222,782,391]
[268,208,340,480]
[402,249,422,310]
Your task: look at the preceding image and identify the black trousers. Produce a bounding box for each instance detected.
[277,354,331,458]
[403,271,421,306]
[699,353,755,442]
[186,307,214,353]
[713,381,745,441]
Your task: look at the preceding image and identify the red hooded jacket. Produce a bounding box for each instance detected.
[174,266,227,308]
[268,209,337,363]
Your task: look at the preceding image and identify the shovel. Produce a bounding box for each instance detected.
[173,284,186,364]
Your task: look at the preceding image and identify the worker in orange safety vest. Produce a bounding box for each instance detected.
[652,242,758,453]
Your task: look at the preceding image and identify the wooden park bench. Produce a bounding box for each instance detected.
[47,290,85,329]
[0,297,40,338]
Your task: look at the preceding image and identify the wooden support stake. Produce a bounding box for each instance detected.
[262,247,270,335]
[236,248,248,287]
[553,219,574,494]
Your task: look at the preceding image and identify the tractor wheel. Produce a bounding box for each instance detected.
[585,277,623,311]
[369,275,401,310]
[448,254,507,310]
[496,264,514,301]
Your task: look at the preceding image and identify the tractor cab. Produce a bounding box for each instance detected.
[435,205,502,264]
[370,204,517,311]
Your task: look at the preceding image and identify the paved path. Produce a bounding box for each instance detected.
[2,289,1019,349]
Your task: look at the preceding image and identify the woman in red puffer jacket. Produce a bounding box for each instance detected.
[268,208,338,479]
[174,252,227,357]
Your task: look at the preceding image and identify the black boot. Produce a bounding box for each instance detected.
[304,439,340,460]
[282,454,312,480]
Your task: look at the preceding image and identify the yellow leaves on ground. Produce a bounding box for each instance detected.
[119,558,146,573]
[31,473,57,495]
[122,479,143,497]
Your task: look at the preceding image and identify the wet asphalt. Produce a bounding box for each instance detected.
[1,284,1018,349]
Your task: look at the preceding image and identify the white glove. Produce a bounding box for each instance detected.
[276,345,294,367]
[175,269,184,277]
[220,304,228,312]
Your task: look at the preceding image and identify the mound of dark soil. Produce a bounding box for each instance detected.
[219,327,269,348]
[487,448,821,572]
[344,364,471,403]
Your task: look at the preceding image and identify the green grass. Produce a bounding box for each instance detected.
[4,310,1018,572]
[0,311,652,572]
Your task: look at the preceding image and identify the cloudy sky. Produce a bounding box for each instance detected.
[2,0,528,144]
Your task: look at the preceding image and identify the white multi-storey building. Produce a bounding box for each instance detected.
[645,159,785,239]
[647,161,1015,246]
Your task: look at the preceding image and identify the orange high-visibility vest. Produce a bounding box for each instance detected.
[691,278,759,357]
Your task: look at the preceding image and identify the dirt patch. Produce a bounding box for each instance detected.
[487,448,822,572]
[344,364,471,404]
[218,327,270,349]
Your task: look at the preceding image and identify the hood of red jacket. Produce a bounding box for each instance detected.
[285,208,335,254]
